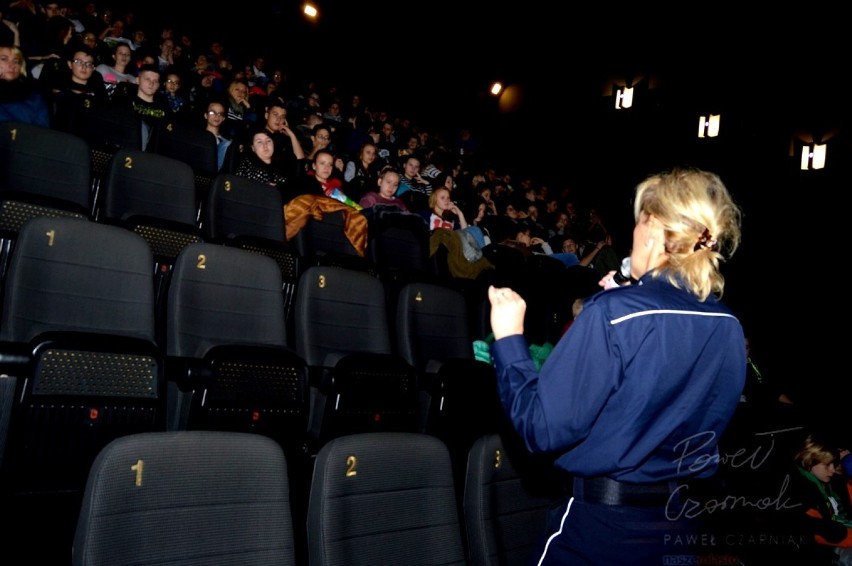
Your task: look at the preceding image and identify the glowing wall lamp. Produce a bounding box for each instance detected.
[790,130,835,171]
[698,114,721,138]
[490,82,503,96]
[604,75,657,110]
[800,143,827,170]
[303,3,318,18]
[615,86,634,109]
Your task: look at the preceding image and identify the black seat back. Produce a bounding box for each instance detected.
[307,432,467,566]
[73,431,299,566]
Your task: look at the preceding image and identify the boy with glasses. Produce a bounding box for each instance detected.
[46,46,106,136]
[203,100,230,172]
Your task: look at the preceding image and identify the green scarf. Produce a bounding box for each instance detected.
[797,466,852,527]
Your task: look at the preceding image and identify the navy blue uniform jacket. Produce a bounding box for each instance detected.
[491,273,746,483]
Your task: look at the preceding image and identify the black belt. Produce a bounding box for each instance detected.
[572,476,677,507]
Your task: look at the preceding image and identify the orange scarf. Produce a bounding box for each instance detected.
[283,194,368,256]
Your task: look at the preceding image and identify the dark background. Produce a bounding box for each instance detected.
[140,2,847,430]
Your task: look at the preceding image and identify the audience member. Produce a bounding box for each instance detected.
[395,133,420,166]
[340,109,371,155]
[45,45,107,136]
[189,52,213,78]
[419,185,467,231]
[22,13,74,69]
[359,165,407,212]
[98,14,130,48]
[188,68,223,113]
[343,92,365,121]
[524,201,548,238]
[481,197,528,245]
[303,87,321,114]
[431,171,456,193]
[462,195,492,250]
[0,43,49,126]
[207,39,233,73]
[5,0,39,53]
[155,36,174,72]
[500,224,555,257]
[789,434,852,565]
[94,41,134,99]
[584,206,610,248]
[476,182,499,217]
[203,99,230,171]
[222,78,257,140]
[266,66,285,96]
[343,141,380,203]
[396,154,432,213]
[291,148,359,209]
[375,119,397,165]
[453,125,480,161]
[160,69,190,122]
[172,33,196,73]
[420,147,445,179]
[294,110,323,150]
[302,121,333,164]
[248,99,304,179]
[0,8,21,48]
[558,234,606,266]
[234,128,292,192]
[115,62,167,149]
[322,99,342,123]
[128,27,147,52]
[547,211,573,245]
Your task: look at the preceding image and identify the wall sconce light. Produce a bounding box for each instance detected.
[790,129,836,170]
[490,82,503,96]
[604,75,655,110]
[800,143,827,170]
[303,3,318,18]
[698,114,720,138]
[615,86,633,109]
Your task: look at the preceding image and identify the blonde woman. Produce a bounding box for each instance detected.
[489,167,745,564]
[420,186,467,232]
[222,79,257,139]
[0,44,50,126]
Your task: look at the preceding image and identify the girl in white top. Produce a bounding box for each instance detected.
[95,43,136,99]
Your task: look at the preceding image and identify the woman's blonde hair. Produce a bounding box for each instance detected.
[227,79,248,97]
[15,46,27,78]
[3,46,27,78]
[794,435,838,470]
[428,186,450,210]
[634,167,742,301]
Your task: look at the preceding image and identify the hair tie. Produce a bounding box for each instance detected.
[694,228,718,252]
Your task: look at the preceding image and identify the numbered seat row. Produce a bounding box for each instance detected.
[0,216,505,558]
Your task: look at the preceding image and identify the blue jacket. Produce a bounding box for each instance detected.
[491,273,745,483]
[0,89,50,128]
